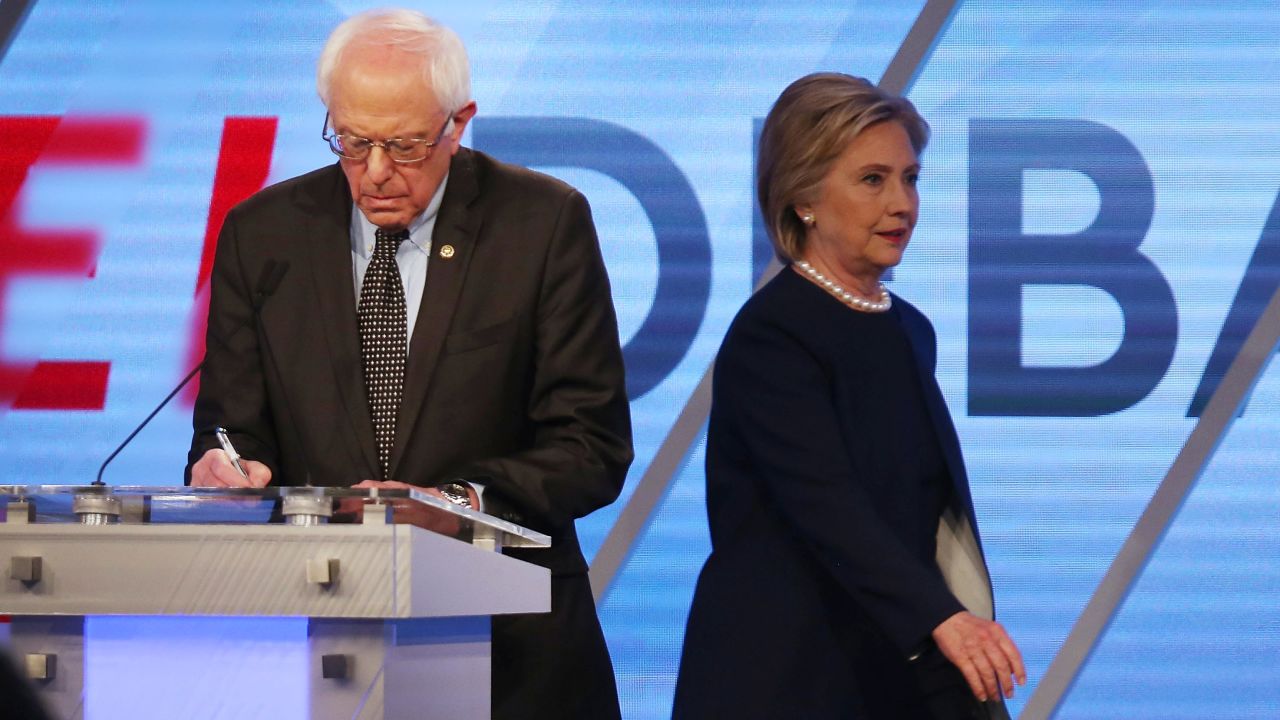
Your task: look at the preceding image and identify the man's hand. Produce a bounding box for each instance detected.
[932,611,1026,702]
[351,479,479,508]
[190,448,273,488]
[351,479,478,536]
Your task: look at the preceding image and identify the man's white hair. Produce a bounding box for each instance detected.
[316,9,471,113]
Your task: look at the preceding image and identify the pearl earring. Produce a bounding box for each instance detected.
[802,213,815,226]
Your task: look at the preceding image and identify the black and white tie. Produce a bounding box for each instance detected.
[358,228,409,479]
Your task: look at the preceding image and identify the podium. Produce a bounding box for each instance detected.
[0,485,551,720]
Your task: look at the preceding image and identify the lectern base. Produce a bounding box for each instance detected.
[311,616,491,719]
[7,615,492,720]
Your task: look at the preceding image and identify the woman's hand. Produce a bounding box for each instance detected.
[932,611,1026,702]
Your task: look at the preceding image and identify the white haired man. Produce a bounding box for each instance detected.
[187,9,632,719]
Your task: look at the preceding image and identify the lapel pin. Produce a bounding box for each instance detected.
[439,244,456,259]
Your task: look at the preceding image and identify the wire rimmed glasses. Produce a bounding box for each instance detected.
[321,112,453,164]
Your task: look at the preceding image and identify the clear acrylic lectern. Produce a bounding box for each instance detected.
[0,485,551,720]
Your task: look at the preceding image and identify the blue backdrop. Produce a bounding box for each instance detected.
[1,2,1277,718]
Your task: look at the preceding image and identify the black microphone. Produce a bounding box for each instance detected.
[94,260,288,486]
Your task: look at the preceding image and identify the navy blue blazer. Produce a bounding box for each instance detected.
[673,267,996,718]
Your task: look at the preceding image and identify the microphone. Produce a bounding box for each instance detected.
[93,260,289,485]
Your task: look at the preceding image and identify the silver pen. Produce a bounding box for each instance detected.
[214,426,249,479]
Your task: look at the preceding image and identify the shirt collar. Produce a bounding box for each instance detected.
[351,173,450,259]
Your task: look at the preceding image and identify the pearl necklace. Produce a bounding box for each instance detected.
[794,260,892,313]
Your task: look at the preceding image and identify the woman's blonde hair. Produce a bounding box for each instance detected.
[757,73,929,262]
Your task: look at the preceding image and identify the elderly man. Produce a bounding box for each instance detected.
[186,9,633,719]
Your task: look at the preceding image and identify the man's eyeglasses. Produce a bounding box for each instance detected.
[321,112,453,164]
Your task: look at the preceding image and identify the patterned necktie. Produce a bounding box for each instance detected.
[358,228,409,479]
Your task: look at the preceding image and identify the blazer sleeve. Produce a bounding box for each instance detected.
[185,206,281,481]
[448,190,634,533]
[713,308,964,655]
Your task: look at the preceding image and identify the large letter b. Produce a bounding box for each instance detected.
[968,119,1176,416]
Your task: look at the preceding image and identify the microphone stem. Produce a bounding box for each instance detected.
[95,259,285,487]
[94,361,203,486]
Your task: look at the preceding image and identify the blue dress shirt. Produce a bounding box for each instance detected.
[349,175,448,341]
[347,175,485,505]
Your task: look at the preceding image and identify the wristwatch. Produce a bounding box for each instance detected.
[438,482,473,509]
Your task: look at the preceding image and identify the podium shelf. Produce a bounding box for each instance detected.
[0,485,550,550]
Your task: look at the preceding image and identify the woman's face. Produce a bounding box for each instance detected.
[796,121,920,289]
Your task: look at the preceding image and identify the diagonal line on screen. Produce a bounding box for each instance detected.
[1022,285,1280,718]
[589,0,963,602]
[0,0,35,66]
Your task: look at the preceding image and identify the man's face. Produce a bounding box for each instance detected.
[328,48,476,231]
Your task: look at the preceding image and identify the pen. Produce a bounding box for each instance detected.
[214,426,249,479]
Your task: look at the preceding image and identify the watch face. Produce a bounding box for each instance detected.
[441,484,471,508]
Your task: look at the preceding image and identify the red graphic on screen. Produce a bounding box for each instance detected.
[0,116,145,411]
[182,117,278,406]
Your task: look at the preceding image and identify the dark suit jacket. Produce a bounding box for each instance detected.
[187,149,633,716]
[673,269,999,719]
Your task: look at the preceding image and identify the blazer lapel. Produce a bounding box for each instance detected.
[894,302,997,617]
[389,150,482,477]
[896,302,982,545]
[302,164,380,478]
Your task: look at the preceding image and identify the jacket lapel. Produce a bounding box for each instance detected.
[389,150,482,477]
[301,164,380,478]
[895,301,997,617]
[896,302,983,546]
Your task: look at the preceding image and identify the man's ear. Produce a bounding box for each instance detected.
[448,101,479,152]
